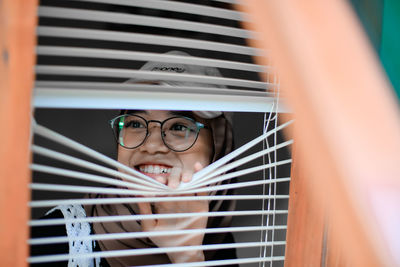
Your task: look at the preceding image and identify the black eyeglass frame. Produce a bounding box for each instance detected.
[109,114,209,152]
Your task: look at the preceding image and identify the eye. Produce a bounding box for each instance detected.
[124,120,145,129]
[170,123,189,132]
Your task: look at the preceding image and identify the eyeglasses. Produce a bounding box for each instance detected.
[109,114,208,152]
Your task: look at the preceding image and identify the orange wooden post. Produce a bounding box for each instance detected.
[287,147,348,267]
[0,0,37,266]
[238,0,400,266]
[284,146,325,266]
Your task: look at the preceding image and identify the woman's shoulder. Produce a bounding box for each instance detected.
[31,204,90,243]
[30,207,69,266]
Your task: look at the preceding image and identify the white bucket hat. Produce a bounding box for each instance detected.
[125,50,226,119]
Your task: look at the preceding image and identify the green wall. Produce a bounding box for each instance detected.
[350,0,400,102]
[380,0,400,101]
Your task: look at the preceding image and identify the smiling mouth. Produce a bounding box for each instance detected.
[136,164,172,175]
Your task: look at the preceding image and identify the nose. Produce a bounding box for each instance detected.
[139,123,169,154]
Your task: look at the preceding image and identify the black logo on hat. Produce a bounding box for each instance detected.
[152,67,185,73]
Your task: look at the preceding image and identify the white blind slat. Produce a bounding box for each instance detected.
[39,7,254,39]
[36,46,267,73]
[30,210,288,227]
[31,164,156,192]
[68,0,248,22]
[190,159,292,190]
[32,146,161,190]
[33,87,288,112]
[30,195,289,208]
[190,140,293,187]
[137,256,286,267]
[37,27,263,56]
[181,177,291,195]
[33,122,167,188]
[28,241,286,263]
[29,225,287,245]
[34,81,271,97]
[35,66,269,89]
[30,177,290,196]
[30,183,160,196]
[193,120,293,181]
[29,256,285,267]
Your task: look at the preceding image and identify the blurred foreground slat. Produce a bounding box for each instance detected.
[0,0,37,266]
[238,0,400,266]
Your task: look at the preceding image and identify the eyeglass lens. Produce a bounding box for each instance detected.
[113,115,200,151]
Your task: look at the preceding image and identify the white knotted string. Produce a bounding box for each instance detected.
[257,71,282,267]
[261,73,282,267]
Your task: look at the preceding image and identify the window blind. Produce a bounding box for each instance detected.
[30,1,292,266]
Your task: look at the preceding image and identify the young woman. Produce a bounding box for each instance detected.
[31,109,236,266]
[31,55,237,266]
[85,109,236,266]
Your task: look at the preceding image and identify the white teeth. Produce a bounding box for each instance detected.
[139,165,171,174]
[154,165,160,174]
[148,165,154,173]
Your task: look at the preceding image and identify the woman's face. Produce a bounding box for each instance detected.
[117,110,213,187]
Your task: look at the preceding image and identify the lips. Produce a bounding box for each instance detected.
[137,164,172,175]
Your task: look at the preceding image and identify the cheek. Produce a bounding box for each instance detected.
[203,132,214,163]
[202,140,214,164]
[117,147,134,166]
[190,132,213,165]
